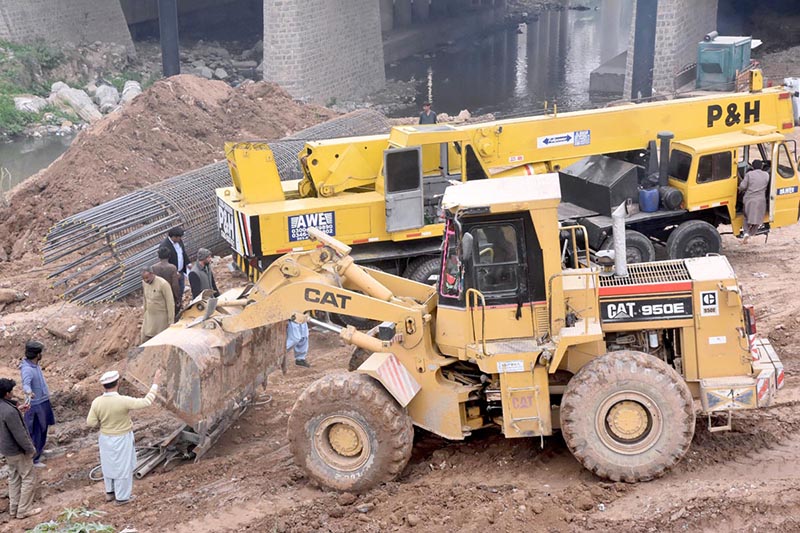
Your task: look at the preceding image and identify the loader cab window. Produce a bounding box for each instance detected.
[669,150,692,182]
[473,225,519,294]
[696,151,733,184]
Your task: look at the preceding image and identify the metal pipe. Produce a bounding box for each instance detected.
[630,0,658,100]
[657,131,674,187]
[307,316,343,334]
[612,203,628,278]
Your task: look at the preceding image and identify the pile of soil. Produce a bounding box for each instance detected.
[0,75,333,263]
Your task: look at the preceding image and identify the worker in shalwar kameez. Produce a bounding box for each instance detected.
[86,369,161,504]
[287,314,310,368]
[140,267,175,343]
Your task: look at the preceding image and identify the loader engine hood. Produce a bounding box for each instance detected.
[596,255,734,324]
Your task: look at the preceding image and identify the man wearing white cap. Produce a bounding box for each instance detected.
[86,369,161,504]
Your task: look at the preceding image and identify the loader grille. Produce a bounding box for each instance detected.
[599,260,691,287]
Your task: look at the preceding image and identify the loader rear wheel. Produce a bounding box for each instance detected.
[666,220,721,259]
[560,350,695,482]
[288,373,414,492]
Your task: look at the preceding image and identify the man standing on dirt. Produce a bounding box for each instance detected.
[419,102,437,125]
[739,159,770,244]
[0,377,42,520]
[159,227,191,296]
[140,267,175,343]
[20,340,55,468]
[152,246,182,314]
[188,248,220,300]
[86,369,161,505]
[287,313,310,368]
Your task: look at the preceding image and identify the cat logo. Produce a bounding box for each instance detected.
[304,288,352,309]
[606,302,634,320]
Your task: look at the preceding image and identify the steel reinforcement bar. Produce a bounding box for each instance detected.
[43,110,391,304]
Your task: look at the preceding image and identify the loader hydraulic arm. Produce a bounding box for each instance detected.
[218,228,432,349]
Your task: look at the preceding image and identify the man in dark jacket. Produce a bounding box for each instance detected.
[159,227,191,296]
[0,378,41,520]
[188,248,220,299]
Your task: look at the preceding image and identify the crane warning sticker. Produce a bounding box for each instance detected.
[288,211,335,242]
[537,129,591,149]
[700,291,719,316]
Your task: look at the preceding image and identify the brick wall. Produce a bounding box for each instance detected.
[0,0,133,51]
[263,0,385,103]
[624,0,718,97]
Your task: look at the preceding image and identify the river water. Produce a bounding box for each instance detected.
[386,0,634,118]
[0,135,73,193]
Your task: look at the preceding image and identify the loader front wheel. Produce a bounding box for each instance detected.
[560,350,695,482]
[288,373,414,492]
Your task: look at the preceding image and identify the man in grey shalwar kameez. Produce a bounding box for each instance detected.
[86,369,161,504]
[739,159,770,244]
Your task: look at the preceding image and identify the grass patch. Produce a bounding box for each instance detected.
[27,508,114,533]
[0,94,38,136]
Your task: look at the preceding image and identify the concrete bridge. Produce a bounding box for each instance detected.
[0,0,720,103]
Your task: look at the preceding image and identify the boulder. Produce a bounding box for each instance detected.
[213,68,229,80]
[120,80,142,105]
[94,84,120,114]
[13,96,48,113]
[49,83,102,123]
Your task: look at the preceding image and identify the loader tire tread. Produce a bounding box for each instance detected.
[560,350,695,482]
[288,373,413,492]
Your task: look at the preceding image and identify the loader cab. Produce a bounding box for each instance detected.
[434,175,564,357]
[668,127,800,233]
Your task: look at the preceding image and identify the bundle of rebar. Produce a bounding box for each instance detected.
[43,109,391,304]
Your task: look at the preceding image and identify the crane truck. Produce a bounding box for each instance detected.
[217,72,800,287]
[131,174,784,491]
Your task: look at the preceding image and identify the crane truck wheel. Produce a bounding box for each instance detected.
[666,220,721,259]
[560,350,695,482]
[601,230,656,264]
[404,257,441,285]
[288,373,414,493]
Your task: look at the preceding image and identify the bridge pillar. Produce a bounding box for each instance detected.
[395,0,413,27]
[380,0,395,32]
[412,0,431,22]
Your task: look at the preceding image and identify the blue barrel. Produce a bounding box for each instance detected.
[639,187,659,213]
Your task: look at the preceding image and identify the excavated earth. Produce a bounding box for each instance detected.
[0,76,800,532]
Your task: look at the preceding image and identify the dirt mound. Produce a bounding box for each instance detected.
[0,75,333,262]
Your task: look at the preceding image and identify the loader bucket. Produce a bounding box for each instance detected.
[126,314,286,459]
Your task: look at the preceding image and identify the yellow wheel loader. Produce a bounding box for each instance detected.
[129,174,784,491]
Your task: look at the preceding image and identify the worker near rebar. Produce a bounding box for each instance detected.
[739,159,770,244]
[0,378,41,520]
[20,340,55,468]
[140,267,175,343]
[86,369,161,505]
[152,246,182,314]
[188,248,219,300]
[159,227,191,296]
[287,313,310,368]
[419,102,437,125]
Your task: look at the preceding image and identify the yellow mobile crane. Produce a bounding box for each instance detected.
[132,174,785,491]
[217,73,799,284]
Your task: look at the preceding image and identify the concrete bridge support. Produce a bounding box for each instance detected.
[395,0,414,27]
[262,0,385,103]
[625,0,719,98]
[413,0,431,22]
